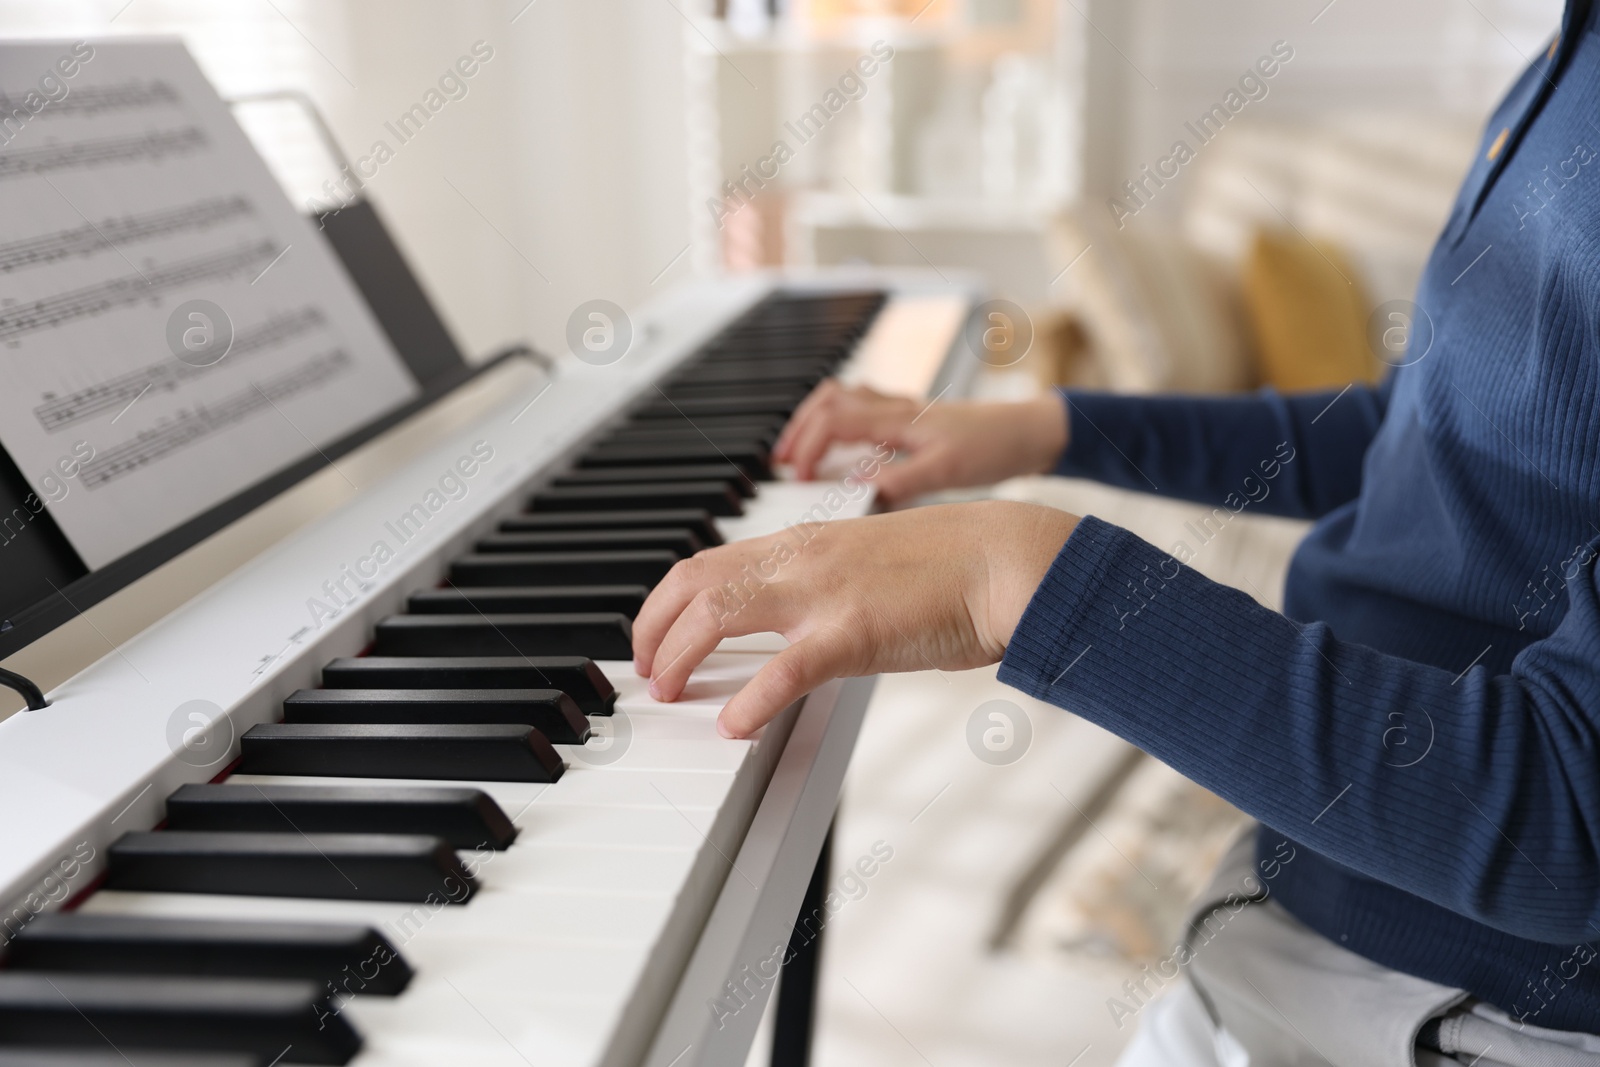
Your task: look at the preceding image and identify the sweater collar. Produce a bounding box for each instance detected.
[1444,0,1595,244]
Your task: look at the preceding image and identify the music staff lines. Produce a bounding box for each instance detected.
[32,306,327,432]
[79,349,354,490]
[0,126,206,182]
[0,196,254,274]
[0,240,279,342]
[0,80,178,118]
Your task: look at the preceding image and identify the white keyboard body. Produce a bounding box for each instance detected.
[0,270,975,1067]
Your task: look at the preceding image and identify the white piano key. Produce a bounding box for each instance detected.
[343,949,655,1067]
[714,481,874,542]
[352,1039,551,1067]
[515,803,721,849]
[579,738,752,773]
[473,842,699,895]
[714,632,793,654]
[601,653,771,714]
[348,981,606,1067]
[82,885,678,948]
[571,714,728,742]
[384,938,652,1003]
[534,767,735,809]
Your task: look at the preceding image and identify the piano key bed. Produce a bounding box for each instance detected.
[0,291,891,1066]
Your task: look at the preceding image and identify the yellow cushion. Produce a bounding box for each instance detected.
[1241,228,1380,391]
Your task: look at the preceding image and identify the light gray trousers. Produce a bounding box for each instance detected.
[1114,833,1600,1067]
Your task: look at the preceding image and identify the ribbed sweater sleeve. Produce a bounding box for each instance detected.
[998,516,1600,945]
[1055,383,1392,519]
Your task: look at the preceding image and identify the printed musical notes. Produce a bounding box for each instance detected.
[0,241,278,341]
[0,243,278,340]
[0,40,417,569]
[0,196,252,273]
[78,350,354,489]
[32,306,324,432]
[0,127,206,182]
[0,79,178,119]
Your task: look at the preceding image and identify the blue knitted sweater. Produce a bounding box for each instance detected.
[999,0,1600,1032]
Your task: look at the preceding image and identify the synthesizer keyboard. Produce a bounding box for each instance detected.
[0,274,974,1067]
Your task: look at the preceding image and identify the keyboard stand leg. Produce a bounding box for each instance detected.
[771,820,833,1067]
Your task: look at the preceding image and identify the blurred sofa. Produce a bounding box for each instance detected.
[1039,111,1483,395]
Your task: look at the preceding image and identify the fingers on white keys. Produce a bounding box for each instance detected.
[718,624,858,739]
[789,387,911,481]
[638,544,796,698]
[774,379,838,464]
[632,551,717,676]
[647,585,750,701]
[785,384,853,480]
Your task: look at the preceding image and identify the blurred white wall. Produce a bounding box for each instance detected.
[1081,0,1564,208]
[319,0,699,362]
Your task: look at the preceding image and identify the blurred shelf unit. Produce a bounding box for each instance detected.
[682,0,1085,286]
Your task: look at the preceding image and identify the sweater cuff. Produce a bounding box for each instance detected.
[999,513,1145,692]
[1053,389,1134,482]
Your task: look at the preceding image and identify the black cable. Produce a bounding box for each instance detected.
[0,666,48,710]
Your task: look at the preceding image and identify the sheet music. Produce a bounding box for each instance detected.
[0,39,418,569]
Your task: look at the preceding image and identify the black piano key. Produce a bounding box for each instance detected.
[700,343,848,363]
[449,549,679,586]
[529,482,744,517]
[476,528,704,555]
[621,407,787,423]
[746,295,880,318]
[669,354,810,370]
[697,332,852,345]
[321,656,617,716]
[711,324,859,340]
[658,383,811,405]
[577,444,770,481]
[239,722,565,783]
[0,1051,259,1067]
[553,465,756,497]
[107,831,475,905]
[605,425,780,448]
[372,613,632,661]
[669,359,833,385]
[408,585,648,620]
[668,351,832,369]
[738,301,861,316]
[779,287,886,305]
[696,356,835,371]
[697,354,840,370]
[0,973,359,1065]
[282,688,591,745]
[634,394,803,419]
[713,318,860,334]
[601,415,780,438]
[742,301,878,320]
[499,508,722,546]
[6,913,414,995]
[729,307,869,322]
[702,328,856,346]
[663,371,816,391]
[614,412,785,432]
[165,783,516,850]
